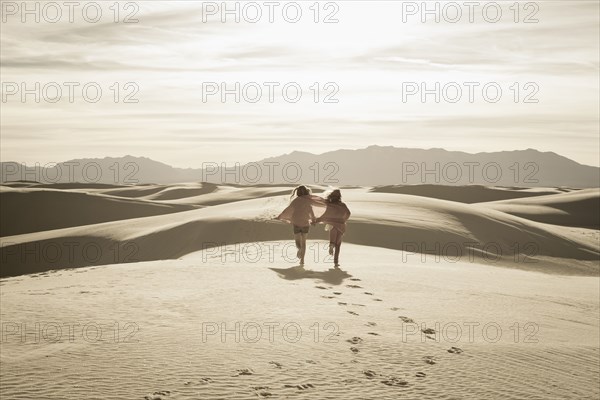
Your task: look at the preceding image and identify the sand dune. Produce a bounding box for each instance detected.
[0,180,42,188]
[9,182,128,190]
[82,182,297,206]
[159,185,321,206]
[1,183,598,399]
[0,186,197,236]
[1,187,598,277]
[90,184,174,198]
[96,182,220,201]
[372,184,570,203]
[480,188,600,229]
[142,184,218,201]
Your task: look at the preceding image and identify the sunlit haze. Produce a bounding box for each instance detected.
[1,1,599,166]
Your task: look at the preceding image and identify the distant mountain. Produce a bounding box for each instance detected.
[1,147,599,187]
[256,147,600,187]
[0,156,200,186]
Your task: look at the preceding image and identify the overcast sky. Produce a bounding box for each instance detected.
[1,1,598,167]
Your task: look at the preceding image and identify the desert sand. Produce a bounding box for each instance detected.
[0,182,599,399]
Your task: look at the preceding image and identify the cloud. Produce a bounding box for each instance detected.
[1,1,598,167]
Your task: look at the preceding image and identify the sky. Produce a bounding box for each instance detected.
[1,1,599,167]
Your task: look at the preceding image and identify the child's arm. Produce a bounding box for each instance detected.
[309,207,317,224]
[344,204,351,219]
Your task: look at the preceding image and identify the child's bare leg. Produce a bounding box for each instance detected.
[294,232,304,263]
[328,230,336,255]
[334,243,341,266]
[299,232,307,264]
[332,229,342,266]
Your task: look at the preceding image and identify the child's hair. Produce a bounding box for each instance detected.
[327,189,342,204]
[291,185,311,199]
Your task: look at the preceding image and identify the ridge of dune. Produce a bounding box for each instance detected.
[89,184,172,198]
[480,188,600,229]
[5,182,129,190]
[1,190,598,277]
[137,183,219,201]
[79,183,301,205]
[371,184,571,203]
[158,185,323,206]
[0,187,198,236]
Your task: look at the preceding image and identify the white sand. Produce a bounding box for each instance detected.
[1,185,597,276]
[480,188,600,229]
[0,183,598,399]
[1,243,598,399]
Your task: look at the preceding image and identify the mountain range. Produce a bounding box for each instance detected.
[1,146,598,187]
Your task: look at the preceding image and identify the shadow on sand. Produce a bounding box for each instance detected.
[269,265,352,285]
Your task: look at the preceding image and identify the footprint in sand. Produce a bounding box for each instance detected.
[423,356,436,365]
[351,303,366,307]
[346,284,363,289]
[347,337,363,344]
[321,295,336,299]
[347,311,359,316]
[425,335,435,340]
[415,372,426,378]
[315,285,328,290]
[144,391,171,400]
[349,278,361,281]
[363,370,377,378]
[284,383,314,391]
[198,378,213,385]
[350,347,360,353]
[364,292,373,295]
[381,377,409,387]
[252,386,272,397]
[365,322,377,327]
[305,360,317,365]
[333,292,342,295]
[421,328,436,335]
[399,316,415,323]
[338,302,347,306]
[373,298,383,302]
[447,346,463,354]
[269,361,283,369]
[390,307,401,311]
[234,369,254,376]
[367,332,380,336]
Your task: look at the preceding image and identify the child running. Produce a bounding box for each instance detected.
[276,185,316,265]
[316,189,351,267]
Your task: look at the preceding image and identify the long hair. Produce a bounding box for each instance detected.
[291,185,311,200]
[327,189,342,204]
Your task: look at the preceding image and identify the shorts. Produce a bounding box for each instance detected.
[293,225,309,234]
